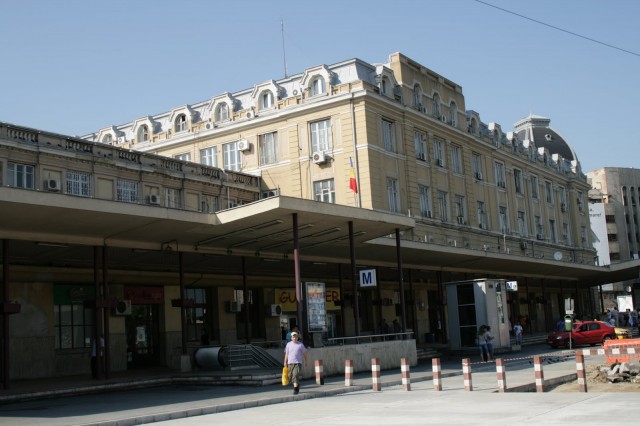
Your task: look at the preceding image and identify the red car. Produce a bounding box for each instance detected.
[547,321,616,348]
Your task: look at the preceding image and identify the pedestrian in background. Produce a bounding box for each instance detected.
[484,326,495,360]
[477,325,488,362]
[513,322,523,346]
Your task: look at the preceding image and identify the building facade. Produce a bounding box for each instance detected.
[2,52,628,384]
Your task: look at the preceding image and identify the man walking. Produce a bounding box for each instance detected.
[283,331,309,395]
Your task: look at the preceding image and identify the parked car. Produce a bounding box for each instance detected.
[547,320,616,348]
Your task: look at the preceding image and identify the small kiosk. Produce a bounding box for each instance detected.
[446,279,512,350]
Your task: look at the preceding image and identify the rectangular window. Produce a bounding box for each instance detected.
[313,179,335,203]
[437,190,449,222]
[382,119,396,152]
[549,219,557,243]
[493,162,506,188]
[581,226,588,247]
[562,222,570,244]
[54,304,94,349]
[434,139,445,167]
[514,169,523,194]
[535,215,544,239]
[577,191,585,213]
[419,185,432,218]
[472,153,482,180]
[66,171,91,197]
[558,187,567,211]
[454,194,465,221]
[477,201,487,229]
[310,119,332,152]
[387,177,400,212]
[185,288,210,343]
[223,142,241,171]
[530,175,539,199]
[545,181,553,204]
[165,188,181,208]
[517,211,527,236]
[200,147,218,167]
[414,130,427,161]
[451,145,462,173]
[259,132,278,165]
[498,206,508,234]
[117,179,138,203]
[8,162,35,189]
[200,194,219,213]
[174,153,191,162]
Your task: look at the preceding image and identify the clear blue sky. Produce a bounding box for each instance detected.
[2,0,638,173]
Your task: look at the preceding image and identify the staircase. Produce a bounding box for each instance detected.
[227,344,282,370]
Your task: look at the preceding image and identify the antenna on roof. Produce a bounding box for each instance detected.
[281,19,288,78]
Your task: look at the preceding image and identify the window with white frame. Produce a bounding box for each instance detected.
[492,129,500,148]
[382,119,396,152]
[259,132,278,165]
[577,191,585,213]
[451,145,462,173]
[310,119,332,152]
[535,215,544,238]
[387,177,400,213]
[562,222,570,244]
[165,188,181,208]
[175,114,187,133]
[117,179,138,203]
[175,153,191,162]
[66,171,91,197]
[517,211,527,236]
[418,185,432,218]
[215,103,229,122]
[454,194,465,222]
[223,142,241,171]
[8,162,34,189]
[414,130,427,161]
[559,187,567,211]
[200,194,219,213]
[413,84,422,109]
[530,174,539,199]
[434,139,445,167]
[102,134,113,145]
[314,179,335,203]
[449,102,457,126]
[549,219,557,243]
[477,201,487,229]
[437,190,449,222]
[432,93,441,117]
[380,76,389,95]
[259,91,274,110]
[498,206,508,234]
[514,168,523,194]
[200,146,218,167]
[472,153,482,179]
[494,162,506,188]
[137,125,149,143]
[310,77,326,96]
[545,181,553,204]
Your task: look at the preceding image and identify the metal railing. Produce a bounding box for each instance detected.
[227,344,282,370]
[326,332,414,346]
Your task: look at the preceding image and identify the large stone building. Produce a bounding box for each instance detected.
[2,52,636,384]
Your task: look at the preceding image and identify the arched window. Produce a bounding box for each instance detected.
[102,134,113,144]
[215,102,229,122]
[137,125,149,142]
[259,91,274,110]
[449,102,458,127]
[175,114,187,132]
[412,84,422,109]
[432,93,441,117]
[310,77,326,96]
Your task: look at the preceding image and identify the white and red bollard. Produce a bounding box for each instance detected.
[534,355,544,392]
[401,357,411,391]
[371,358,381,391]
[314,359,324,385]
[462,358,473,391]
[432,358,442,391]
[576,352,587,393]
[496,358,506,392]
[345,359,354,387]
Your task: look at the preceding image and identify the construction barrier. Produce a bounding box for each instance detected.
[496,358,506,392]
[371,358,381,391]
[575,352,587,393]
[401,357,411,391]
[603,338,640,363]
[534,355,544,392]
[462,358,472,391]
[432,358,442,391]
[314,359,324,385]
[344,359,353,387]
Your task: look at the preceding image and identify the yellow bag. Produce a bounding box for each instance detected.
[282,366,290,386]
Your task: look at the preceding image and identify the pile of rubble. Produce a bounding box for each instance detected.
[588,362,640,384]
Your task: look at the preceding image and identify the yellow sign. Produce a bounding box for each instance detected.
[276,288,341,311]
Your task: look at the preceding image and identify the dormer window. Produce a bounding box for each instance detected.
[413,84,423,110]
[215,102,229,122]
[259,91,274,110]
[175,114,187,133]
[137,125,149,143]
[102,134,113,145]
[381,77,389,95]
[432,93,441,117]
[469,118,478,135]
[449,102,458,127]
[310,77,326,96]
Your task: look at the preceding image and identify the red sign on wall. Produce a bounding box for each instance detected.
[124,286,164,305]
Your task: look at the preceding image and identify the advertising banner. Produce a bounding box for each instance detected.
[306,282,327,332]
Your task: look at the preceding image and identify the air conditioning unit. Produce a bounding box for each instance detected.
[237,140,250,151]
[117,136,126,144]
[417,153,426,161]
[114,300,132,316]
[521,241,528,250]
[560,203,567,212]
[537,234,545,240]
[475,172,483,181]
[312,151,327,164]
[269,304,282,316]
[226,301,241,313]
[436,159,444,167]
[147,194,160,205]
[456,216,465,225]
[44,179,60,192]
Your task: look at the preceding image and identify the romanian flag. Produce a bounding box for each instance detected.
[349,157,358,193]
